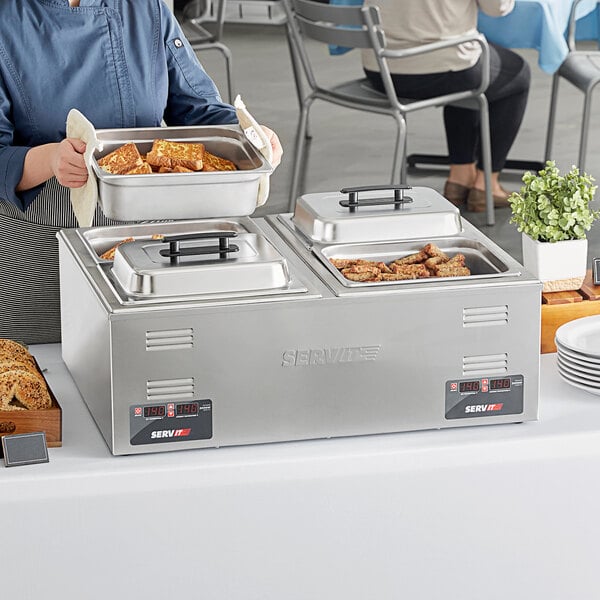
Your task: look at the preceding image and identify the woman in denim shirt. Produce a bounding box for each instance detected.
[0,0,282,344]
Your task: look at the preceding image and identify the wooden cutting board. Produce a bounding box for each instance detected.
[542,290,583,304]
[579,270,600,300]
[541,270,600,353]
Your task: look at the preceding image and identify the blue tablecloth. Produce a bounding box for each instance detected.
[329,0,600,73]
[478,0,600,73]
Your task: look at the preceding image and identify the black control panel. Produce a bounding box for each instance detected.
[129,400,212,445]
[445,375,524,420]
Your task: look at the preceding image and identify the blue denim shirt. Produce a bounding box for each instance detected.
[0,0,238,210]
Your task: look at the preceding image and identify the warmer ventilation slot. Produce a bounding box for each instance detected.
[463,306,508,327]
[463,354,508,376]
[146,328,193,351]
[146,378,195,401]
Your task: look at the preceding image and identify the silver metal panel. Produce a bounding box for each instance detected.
[59,239,114,451]
[92,125,272,221]
[104,282,540,455]
[292,187,462,243]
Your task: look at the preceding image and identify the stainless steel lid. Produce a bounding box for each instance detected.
[111,231,290,298]
[292,185,462,243]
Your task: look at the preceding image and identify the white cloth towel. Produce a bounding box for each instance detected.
[65,109,103,227]
[234,95,272,207]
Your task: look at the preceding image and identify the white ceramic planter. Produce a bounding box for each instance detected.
[521,233,588,292]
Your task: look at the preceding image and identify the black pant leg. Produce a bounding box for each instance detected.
[363,42,530,172]
[481,43,531,171]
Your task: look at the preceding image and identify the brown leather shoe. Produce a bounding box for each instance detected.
[443,180,470,207]
[466,188,511,212]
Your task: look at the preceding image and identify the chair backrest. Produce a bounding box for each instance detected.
[287,0,384,49]
[566,0,600,51]
[282,0,489,113]
[282,0,402,106]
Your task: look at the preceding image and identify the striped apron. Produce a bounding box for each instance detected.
[0,178,123,345]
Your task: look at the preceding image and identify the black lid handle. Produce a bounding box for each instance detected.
[159,231,239,263]
[339,185,413,212]
[160,231,238,243]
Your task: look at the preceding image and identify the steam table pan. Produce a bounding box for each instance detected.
[92,125,272,221]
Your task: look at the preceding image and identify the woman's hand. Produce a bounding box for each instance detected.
[260,125,283,168]
[51,138,89,188]
[17,139,89,192]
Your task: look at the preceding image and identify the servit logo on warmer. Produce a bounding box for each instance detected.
[281,345,381,367]
[150,428,192,439]
[464,403,504,414]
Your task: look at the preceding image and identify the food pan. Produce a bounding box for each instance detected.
[318,237,516,288]
[91,125,272,221]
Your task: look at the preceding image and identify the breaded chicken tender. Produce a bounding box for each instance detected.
[423,243,448,260]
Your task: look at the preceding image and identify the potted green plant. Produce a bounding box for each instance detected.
[508,161,599,292]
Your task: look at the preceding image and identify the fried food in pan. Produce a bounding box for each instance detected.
[330,243,471,283]
[98,141,237,175]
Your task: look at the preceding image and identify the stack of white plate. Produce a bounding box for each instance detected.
[555,315,600,396]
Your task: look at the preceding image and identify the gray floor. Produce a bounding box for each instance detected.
[197,24,600,263]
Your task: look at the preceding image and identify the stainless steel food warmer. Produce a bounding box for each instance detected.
[58,184,541,455]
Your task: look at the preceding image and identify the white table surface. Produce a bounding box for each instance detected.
[1,346,599,600]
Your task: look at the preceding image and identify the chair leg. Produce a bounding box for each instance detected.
[400,117,408,184]
[391,113,407,185]
[286,32,304,111]
[578,88,595,173]
[477,94,494,227]
[285,32,311,140]
[214,42,234,104]
[545,73,560,162]
[193,44,235,104]
[223,48,234,105]
[288,99,313,212]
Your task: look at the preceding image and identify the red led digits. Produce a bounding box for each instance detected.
[176,402,199,416]
[459,380,480,393]
[143,405,166,418]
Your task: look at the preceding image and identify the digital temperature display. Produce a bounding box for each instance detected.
[143,405,166,418]
[176,402,199,416]
[459,380,480,393]
[490,377,511,391]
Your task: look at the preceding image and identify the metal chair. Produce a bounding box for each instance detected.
[176,0,234,103]
[282,0,495,225]
[545,0,600,172]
